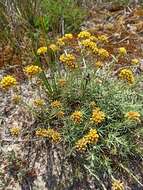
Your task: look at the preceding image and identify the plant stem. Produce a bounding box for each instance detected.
[84,165,107,190]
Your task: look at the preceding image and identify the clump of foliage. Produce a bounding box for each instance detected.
[0,0,85,43]
[0,30,143,189]
[39,0,86,33]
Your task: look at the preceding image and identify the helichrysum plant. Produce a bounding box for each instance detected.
[1,30,143,190]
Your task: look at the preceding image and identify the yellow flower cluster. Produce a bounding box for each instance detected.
[71,111,83,123]
[56,38,65,47]
[118,47,127,56]
[64,33,73,40]
[56,34,73,47]
[98,35,108,43]
[112,180,124,190]
[80,39,92,47]
[78,31,91,39]
[24,65,42,76]
[75,137,87,152]
[33,99,45,107]
[125,111,140,122]
[80,39,98,53]
[60,53,75,63]
[35,128,61,143]
[35,128,48,137]
[58,79,66,87]
[80,39,97,49]
[131,58,139,65]
[119,69,134,84]
[49,44,59,52]
[51,100,62,108]
[37,46,47,55]
[80,38,109,58]
[90,108,105,125]
[98,48,109,58]
[0,75,17,90]
[59,53,77,69]
[87,128,99,144]
[75,129,99,152]
[10,127,21,136]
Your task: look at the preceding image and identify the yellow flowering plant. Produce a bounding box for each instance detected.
[4,1,143,188]
[1,29,143,190]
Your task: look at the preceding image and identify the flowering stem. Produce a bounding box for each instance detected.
[78,40,87,69]
[35,56,53,95]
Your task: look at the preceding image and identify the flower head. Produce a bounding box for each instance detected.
[75,129,99,152]
[98,48,109,58]
[90,108,105,125]
[49,44,59,52]
[0,75,17,90]
[56,38,65,47]
[35,128,48,137]
[60,53,75,63]
[78,31,91,39]
[112,179,124,190]
[86,129,99,144]
[71,111,83,123]
[80,39,98,54]
[48,128,61,143]
[59,53,77,69]
[80,39,92,48]
[131,58,139,65]
[90,42,98,53]
[64,33,73,40]
[125,111,140,122]
[35,128,61,143]
[118,47,127,56]
[75,137,88,152]
[51,100,62,109]
[24,65,42,76]
[33,99,45,107]
[37,46,47,55]
[119,69,134,84]
[10,127,21,136]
